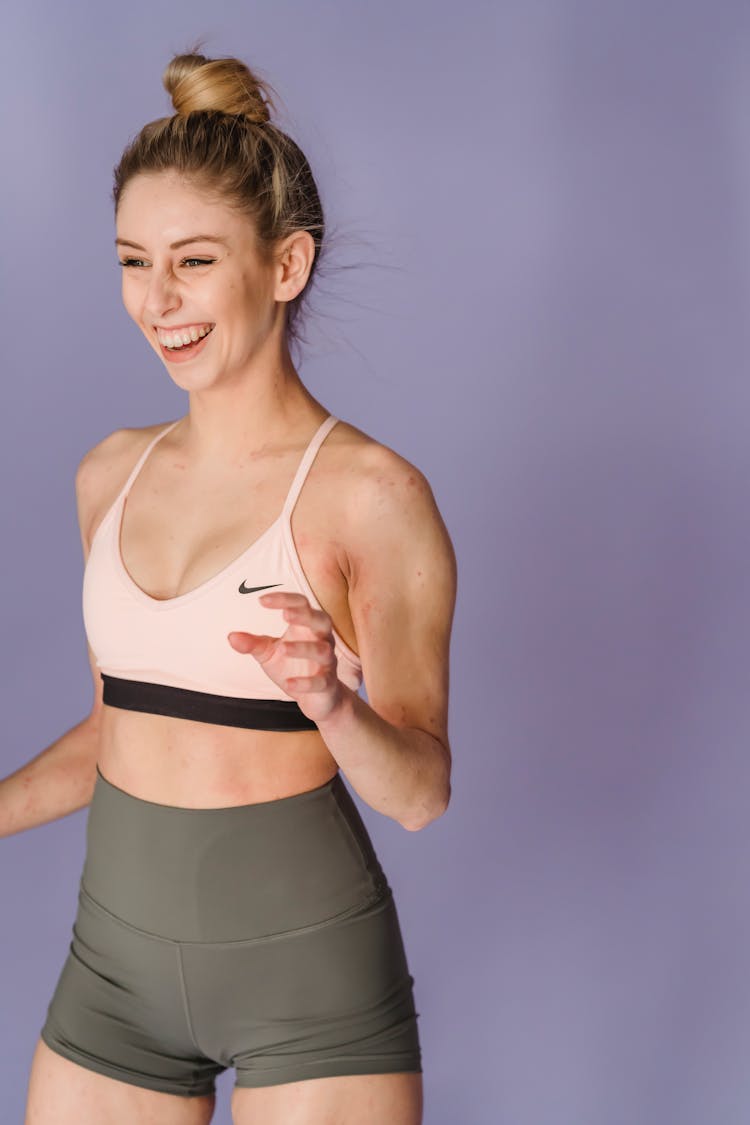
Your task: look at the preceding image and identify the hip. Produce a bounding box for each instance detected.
[82,764,390,944]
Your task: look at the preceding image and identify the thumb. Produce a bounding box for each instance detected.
[227,631,278,660]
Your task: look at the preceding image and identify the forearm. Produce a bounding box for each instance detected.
[316,684,451,830]
[0,715,101,838]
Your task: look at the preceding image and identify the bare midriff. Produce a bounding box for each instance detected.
[96,705,339,808]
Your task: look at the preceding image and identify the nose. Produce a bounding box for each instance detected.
[142,264,182,321]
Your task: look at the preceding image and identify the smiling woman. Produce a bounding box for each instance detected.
[18,44,456,1125]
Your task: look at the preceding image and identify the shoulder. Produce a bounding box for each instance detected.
[74,421,172,554]
[329,419,456,586]
[327,418,435,506]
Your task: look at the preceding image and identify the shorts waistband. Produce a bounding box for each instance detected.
[81,766,388,943]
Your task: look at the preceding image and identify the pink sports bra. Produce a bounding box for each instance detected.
[82,413,363,731]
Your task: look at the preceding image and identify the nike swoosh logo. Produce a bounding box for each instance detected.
[238,581,283,595]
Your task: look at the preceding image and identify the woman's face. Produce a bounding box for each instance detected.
[115,171,284,388]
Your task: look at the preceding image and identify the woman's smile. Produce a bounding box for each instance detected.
[155,322,215,361]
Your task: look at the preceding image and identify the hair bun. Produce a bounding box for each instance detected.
[163,52,276,124]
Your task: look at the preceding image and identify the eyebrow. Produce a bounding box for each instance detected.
[114,235,229,251]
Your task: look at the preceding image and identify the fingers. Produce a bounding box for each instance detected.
[285,673,330,692]
[227,630,335,669]
[259,591,332,636]
[278,638,335,663]
[231,592,342,715]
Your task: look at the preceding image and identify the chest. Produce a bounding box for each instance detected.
[114,464,356,655]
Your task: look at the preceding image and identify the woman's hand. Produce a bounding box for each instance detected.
[227,591,344,724]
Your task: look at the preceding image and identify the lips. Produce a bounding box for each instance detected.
[156,322,214,345]
[157,326,214,363]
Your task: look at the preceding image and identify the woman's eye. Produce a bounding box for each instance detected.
[117,258,215,269]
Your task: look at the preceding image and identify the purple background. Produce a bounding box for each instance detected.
[3,1,750,1121]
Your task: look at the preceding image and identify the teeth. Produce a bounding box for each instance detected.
[157,324,214,349]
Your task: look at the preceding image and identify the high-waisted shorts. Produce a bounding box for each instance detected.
[39,765,421,1097]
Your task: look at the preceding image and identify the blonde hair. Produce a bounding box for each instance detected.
[112,49,326,348]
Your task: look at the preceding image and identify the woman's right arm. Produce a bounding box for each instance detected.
[0,437,114,838]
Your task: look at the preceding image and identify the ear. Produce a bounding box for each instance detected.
[275,230,316,302]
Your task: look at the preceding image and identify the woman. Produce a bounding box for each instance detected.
[19,50,456,1125]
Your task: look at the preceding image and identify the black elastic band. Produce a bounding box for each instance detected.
[100,673,318,731]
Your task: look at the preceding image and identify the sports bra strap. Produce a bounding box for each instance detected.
[120,420,180,501]
[281,415,339,519]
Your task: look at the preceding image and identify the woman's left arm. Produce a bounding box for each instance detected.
[315,449,457,831]
[231,447,457,830]
[287,447,458,828]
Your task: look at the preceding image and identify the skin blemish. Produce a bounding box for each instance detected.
[358,598,377,622]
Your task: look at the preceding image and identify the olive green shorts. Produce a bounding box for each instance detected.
[39,766,421,1097]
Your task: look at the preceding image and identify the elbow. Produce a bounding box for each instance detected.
[402,783,452,832]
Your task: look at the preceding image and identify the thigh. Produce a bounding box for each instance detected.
[181,888,422,1089]
[231,1071,423,1124]
[25,1037,216,1125]
[37,883,225,1100]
